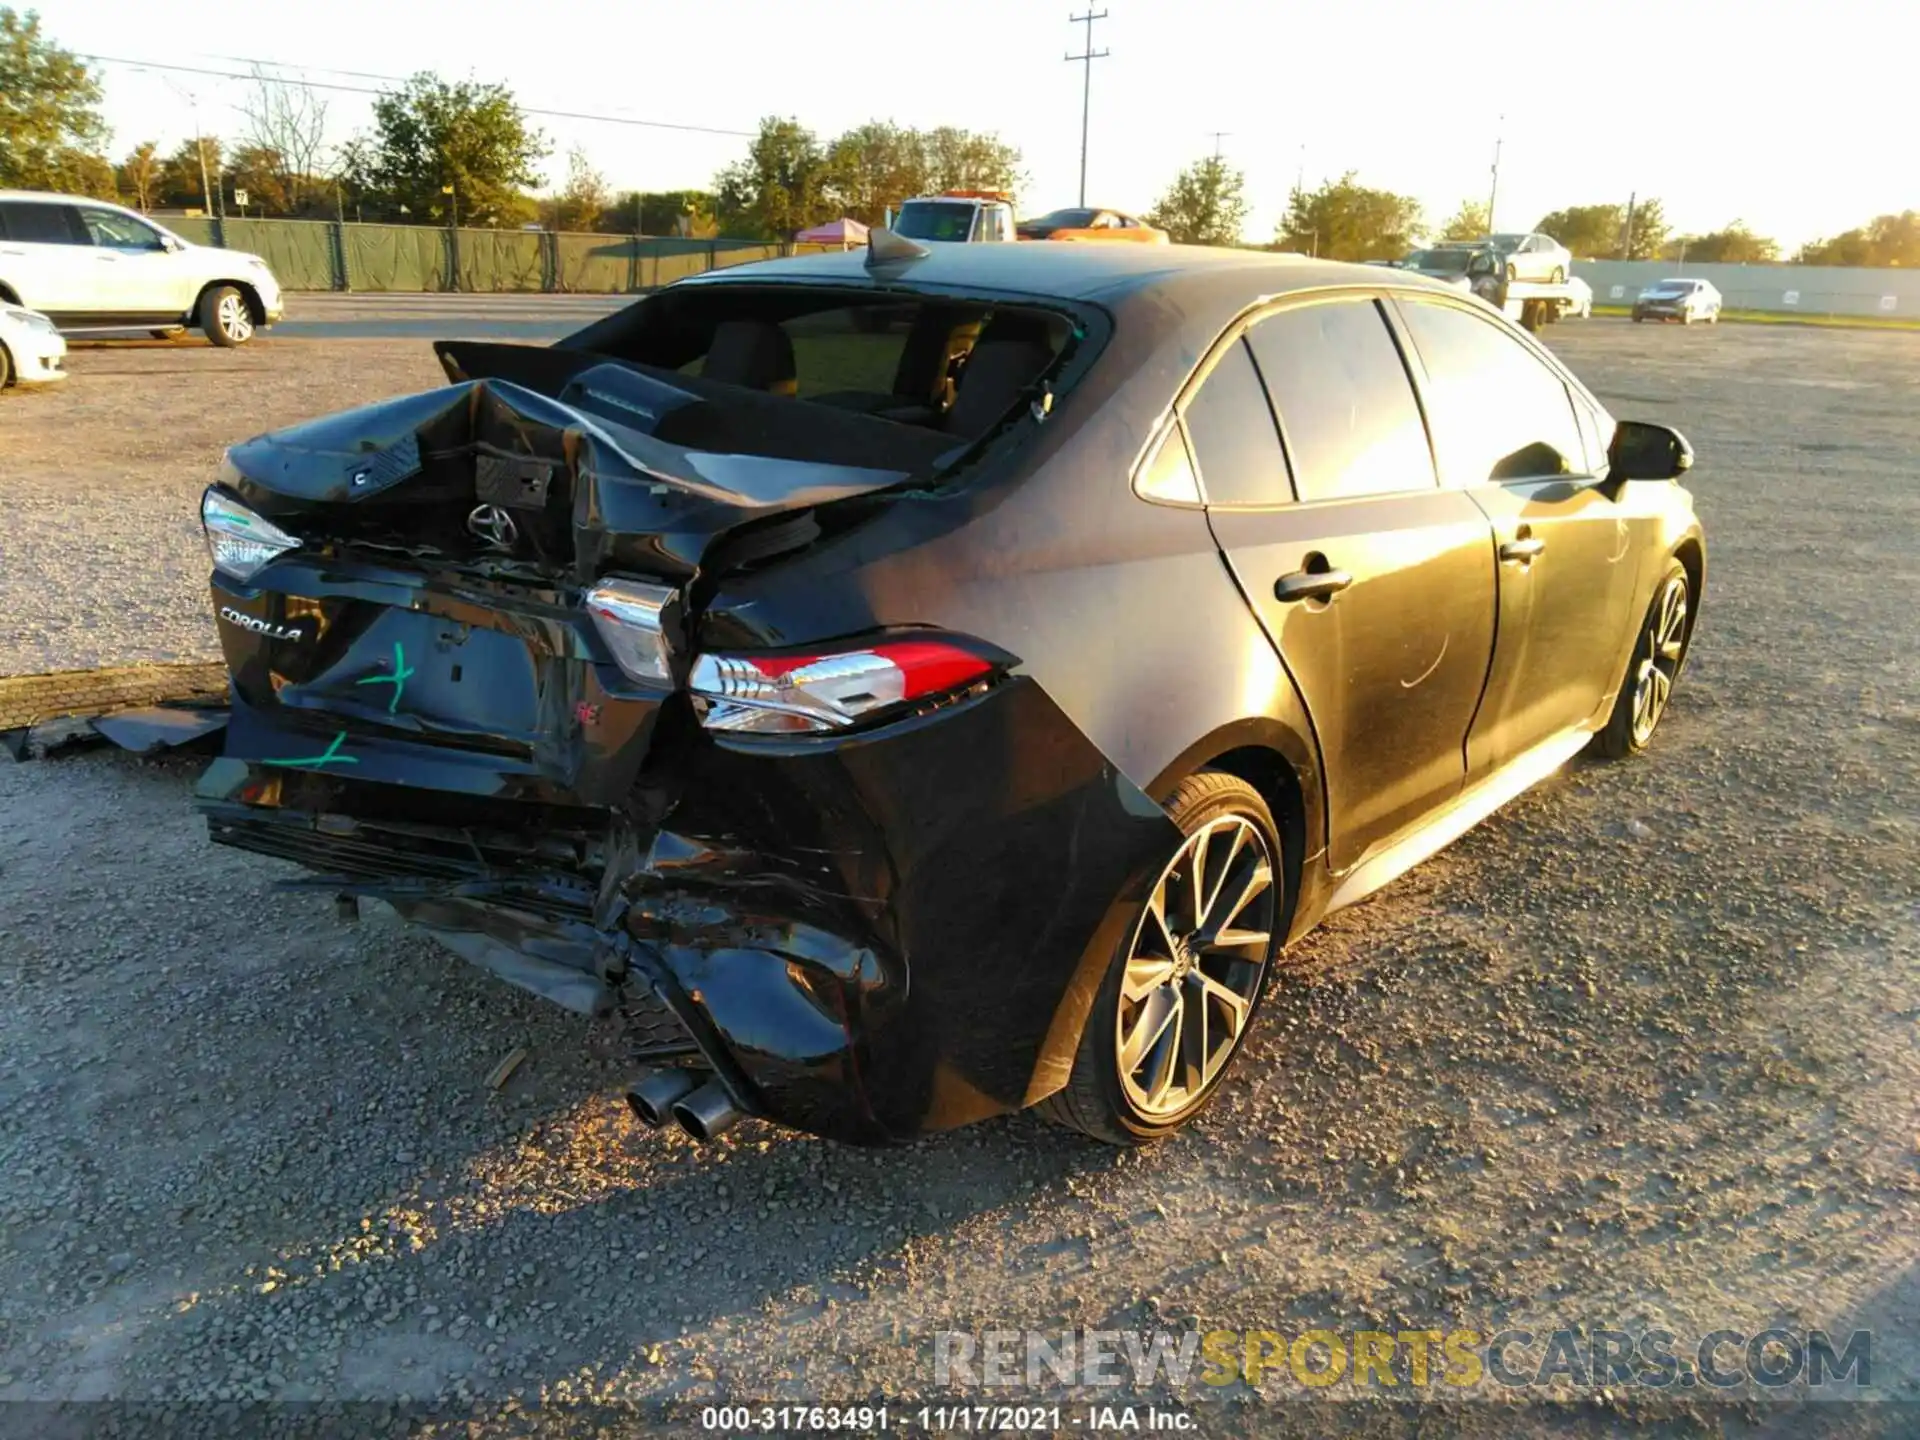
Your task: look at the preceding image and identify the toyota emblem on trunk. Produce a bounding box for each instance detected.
[467,504,518,549]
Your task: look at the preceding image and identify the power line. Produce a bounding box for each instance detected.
[1064,9,1109,208]
[78,54,758,137]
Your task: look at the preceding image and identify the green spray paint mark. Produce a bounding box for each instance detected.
[262,731,357,769]
[355,641,416,715]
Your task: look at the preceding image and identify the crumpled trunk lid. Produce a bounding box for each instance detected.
[209,365,925,809]
[221,365,925,582]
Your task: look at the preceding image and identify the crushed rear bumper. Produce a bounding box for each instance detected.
[196,675,1180,1144]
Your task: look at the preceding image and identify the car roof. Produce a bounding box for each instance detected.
[0,189,132,209]
[678,240,1466,306]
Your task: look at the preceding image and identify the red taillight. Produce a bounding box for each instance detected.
[689,637,993,734]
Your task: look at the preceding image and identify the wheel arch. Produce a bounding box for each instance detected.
[196,279,266,325]
[0,281,21,306]
[1671,532,1706,652]
[1146,716,1326,944]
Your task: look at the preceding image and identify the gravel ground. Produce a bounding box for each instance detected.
[0,319,1916,1436]
[0,339,444,678]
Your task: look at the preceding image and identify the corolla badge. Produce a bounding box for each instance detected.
[467,503,519,549]
[218,606,305,642]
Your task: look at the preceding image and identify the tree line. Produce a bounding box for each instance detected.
[1144,153,1920,269]
[3,8,1915,266]
[2,9,1019,239]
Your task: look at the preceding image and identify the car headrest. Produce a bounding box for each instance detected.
[703,320,798,396]
[945,338,1054,436]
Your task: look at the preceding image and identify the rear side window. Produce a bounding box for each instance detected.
[1245,299,1437,502]
[1396,299,1587,484]
[0,201,82,245]
[1180,339,1290,507]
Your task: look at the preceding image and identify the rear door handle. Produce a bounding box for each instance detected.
[1274,568,1353,603]
[1500,537,1546,562]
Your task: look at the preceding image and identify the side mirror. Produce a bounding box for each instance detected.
[1607,420,1693,483]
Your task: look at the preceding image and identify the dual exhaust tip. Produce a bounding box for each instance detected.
[624,1068,740,1142]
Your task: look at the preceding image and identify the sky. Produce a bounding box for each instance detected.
[30,0,1908,251]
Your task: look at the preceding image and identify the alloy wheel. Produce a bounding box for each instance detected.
[1630,573,1689,746]
[218,292,253,343]
[1115,815,1276,1118]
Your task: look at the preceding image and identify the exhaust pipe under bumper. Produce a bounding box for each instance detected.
[625,1067,699,1128]
[671,1080,742,1142]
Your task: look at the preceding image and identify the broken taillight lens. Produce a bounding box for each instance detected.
[585,578,679,684]
[202,486,301,583]
[689,638,993,734]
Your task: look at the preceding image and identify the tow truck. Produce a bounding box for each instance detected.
[885,191,1018,244]
[1458,248,1585,333]
[1487,276,1588,333]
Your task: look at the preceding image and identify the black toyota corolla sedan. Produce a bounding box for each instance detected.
[194,238,1704,1147]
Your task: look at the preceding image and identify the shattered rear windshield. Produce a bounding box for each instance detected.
[455,283,1091,480]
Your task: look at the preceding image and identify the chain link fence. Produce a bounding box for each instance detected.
[165,217,837,293]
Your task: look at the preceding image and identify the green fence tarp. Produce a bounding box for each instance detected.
[554,234,638,292]
[158,217,828,293]
[218,218,339,290]
[343,224,452,292]
[454,228,546,293]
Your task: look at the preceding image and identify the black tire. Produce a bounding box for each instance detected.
[1038,770,1284,1144]
[198,285,254,347]
[0,339,13,390]
[1592,558,1692,760]
[1505,262,1518,282]
[1551,266,1566,284]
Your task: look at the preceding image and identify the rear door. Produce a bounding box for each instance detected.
[0,200,95,314]
[1391,294,1647,776]
[1190,295,1497,872]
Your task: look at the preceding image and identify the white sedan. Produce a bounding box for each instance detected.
[0,303,66,389]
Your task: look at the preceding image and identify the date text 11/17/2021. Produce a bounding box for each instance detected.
[697,1405,1195,1431]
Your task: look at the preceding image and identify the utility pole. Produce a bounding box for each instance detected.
[1622,191,1637,260]
[1295,143,1305,196]
[195,130,215,220]
[1064,8,1110,207]
[1486,116,1503,233]
[1208,131,1230,161]
[162,78,217,219]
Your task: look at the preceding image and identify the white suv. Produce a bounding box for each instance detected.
[0,191,284,346]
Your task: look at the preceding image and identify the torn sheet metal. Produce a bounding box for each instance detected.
[89,705,229,755]
[1,663,230,762]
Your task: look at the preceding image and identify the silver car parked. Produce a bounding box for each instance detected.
[1483,232,1574,284]
[1633,278,1723,325]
